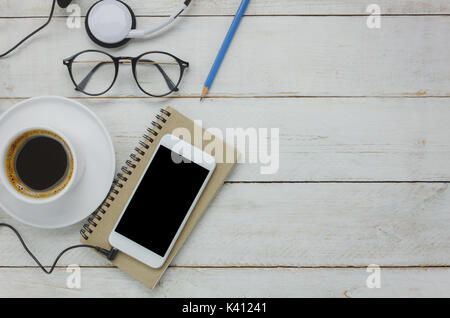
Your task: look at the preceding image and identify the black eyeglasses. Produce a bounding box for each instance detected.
[63,50,189,97]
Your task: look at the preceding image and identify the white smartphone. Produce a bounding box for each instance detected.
[109,134,216,268]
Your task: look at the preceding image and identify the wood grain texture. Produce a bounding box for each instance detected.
[1,97,450,182]
[0,2,449,297]
[0,0,449,16]
[1,183,449,267]
[1,267,449,298]
[0,17,449,97]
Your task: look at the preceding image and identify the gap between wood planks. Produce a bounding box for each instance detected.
[0,96,449,100]
[1,265,450,269]
[225,181,450,184]
[1,14,450,18]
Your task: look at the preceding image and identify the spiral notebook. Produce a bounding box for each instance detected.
[80,107,237,289]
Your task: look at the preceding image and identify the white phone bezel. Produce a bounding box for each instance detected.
[109,134,216,269]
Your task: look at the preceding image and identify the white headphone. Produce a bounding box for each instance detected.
[59,0,191,48]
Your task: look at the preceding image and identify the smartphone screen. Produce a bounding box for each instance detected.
[115,145,210,257]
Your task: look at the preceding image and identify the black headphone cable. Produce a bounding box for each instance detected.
[0,0,57,58]
[0,223,118,274]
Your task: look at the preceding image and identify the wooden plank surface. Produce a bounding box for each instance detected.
[0,1,449,298]
[1,267,449,298]
[2,97,450,182]
[1,0,449,16]
[0,17,449,98]
[1,183,449,267]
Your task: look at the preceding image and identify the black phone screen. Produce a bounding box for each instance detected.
[115,145,210,257]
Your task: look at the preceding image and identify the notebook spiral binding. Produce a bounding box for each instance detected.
[80,109,171,240]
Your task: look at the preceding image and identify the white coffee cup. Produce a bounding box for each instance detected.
[0,126,83,205]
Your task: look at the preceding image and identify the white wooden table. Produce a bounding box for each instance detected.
[0,0,449,297]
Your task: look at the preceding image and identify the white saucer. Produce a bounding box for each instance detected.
[0,96,115,228]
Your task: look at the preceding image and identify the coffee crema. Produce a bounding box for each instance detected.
[4,129,74,199]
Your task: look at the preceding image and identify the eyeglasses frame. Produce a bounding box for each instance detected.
[63,49,189,97]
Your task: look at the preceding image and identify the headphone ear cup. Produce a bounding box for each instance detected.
[85,0,136,48]
[57,0,73,8]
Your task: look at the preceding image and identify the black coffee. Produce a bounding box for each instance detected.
[15,136,69,191]
[5,129,74,199]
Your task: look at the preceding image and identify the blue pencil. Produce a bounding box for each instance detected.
[200,0,250,100]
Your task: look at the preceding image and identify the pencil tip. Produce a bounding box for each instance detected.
[200,87,209,101]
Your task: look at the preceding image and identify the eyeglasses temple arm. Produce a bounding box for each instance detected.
[76,59,179,93]
[75,62,107,92]
[139,59,178,92]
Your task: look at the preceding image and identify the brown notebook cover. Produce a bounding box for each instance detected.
[80,107,236,289]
